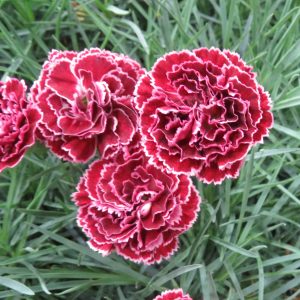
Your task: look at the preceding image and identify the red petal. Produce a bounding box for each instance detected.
[46,59,78,100]
[62,137,97,162]
[73,52,116,82]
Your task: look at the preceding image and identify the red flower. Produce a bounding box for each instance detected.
[135,48,273,184]
[72,142,200,264]
[31,48,144,162]
[0,78,40,172]
[153,289,192,300]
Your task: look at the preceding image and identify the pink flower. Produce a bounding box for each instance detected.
[0,78,40,172]
[135,48,273,184]
[153,288,192,300]
[31,48,144,162]
[72,141,200,264]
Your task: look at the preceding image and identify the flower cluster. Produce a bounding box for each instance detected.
[153,289,192,300]
[2,47,273,265]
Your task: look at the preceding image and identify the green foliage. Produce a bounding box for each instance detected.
[0,0,299,299]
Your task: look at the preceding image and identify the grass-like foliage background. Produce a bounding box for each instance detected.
[0,0,300,299]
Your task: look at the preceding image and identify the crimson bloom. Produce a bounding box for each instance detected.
[153,289,192,300]
[72,140,200,264]
[135,48,273,184]
[0,78,40,172]
[31,48,144,162]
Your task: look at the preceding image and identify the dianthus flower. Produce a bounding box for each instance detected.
[135,48,273,183]
[0,78,40,172]
[72,138,200,264]
[153,288,192,300]
[31,48,144,162]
